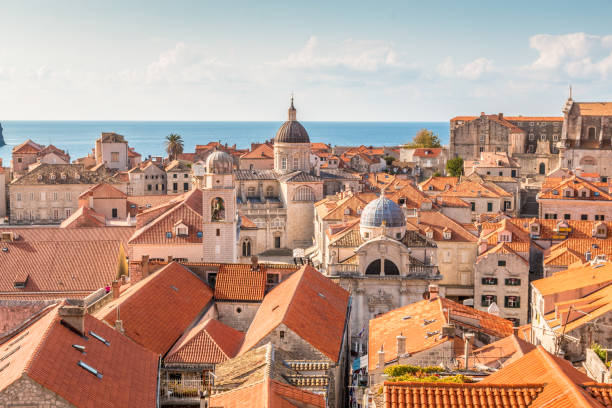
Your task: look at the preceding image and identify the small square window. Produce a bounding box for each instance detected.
[498,260,506,267]
[216,229,220,237]
[166,232,172,238]
[197,231,203,238]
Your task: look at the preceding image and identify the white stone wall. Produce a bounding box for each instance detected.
[216,302,260,332]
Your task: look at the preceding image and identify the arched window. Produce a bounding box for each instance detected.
[211,197,225,221]
[266,186,275,197]
[539,163,546,175]
[247,186,257,197]
[365,259,400,275]
[242,239,251,257]
[293,186,315,202]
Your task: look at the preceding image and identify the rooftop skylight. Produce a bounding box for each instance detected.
[78,360,103,379]
[89,331,110,346]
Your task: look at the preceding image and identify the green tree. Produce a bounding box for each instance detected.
[405,129,441,148]
[165,133,184,161]
[446,157,464,177]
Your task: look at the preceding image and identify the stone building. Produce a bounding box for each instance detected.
[8,163,123,224]
[321,194,441,352]
[537,175,612,221]
[165,159,192,194]
[558,98,612,176]
[95,132,129,170]
[450,113,562,177]
[10,139,70,176]
[127,160,167,195]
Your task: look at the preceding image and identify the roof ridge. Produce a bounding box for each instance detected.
[536,346,596,406]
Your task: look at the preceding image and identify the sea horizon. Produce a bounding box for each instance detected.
[0,120,450,164]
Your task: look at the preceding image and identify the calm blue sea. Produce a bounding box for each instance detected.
[0,121,450,164]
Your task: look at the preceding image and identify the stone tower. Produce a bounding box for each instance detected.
[273,98,311,174]
[201,150,237,263]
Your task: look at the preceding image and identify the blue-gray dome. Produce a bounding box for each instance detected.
[360,196,406,228]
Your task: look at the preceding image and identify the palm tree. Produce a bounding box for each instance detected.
[165,133,184,161]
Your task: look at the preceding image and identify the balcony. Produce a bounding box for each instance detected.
[160,379,206,405]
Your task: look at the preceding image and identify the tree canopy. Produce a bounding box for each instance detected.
[405,129,441,148]
[165,133,184,161]
[446,157,464,177]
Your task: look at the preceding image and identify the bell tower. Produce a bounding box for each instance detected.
[201,151,238,263]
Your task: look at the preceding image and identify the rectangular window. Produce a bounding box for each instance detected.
[53,209,59,220]
[29,192,34,201]
[504,296,520,308]
[147,184,152,191]
[498,260,506,267]
[470,202,475,211]
[66,192,71,201]
[481,295,497,307]
[487,202,493,212]
[216,229,220,237]
[505,278,521,286]
[16,193,21,201]
[564,214,571,220]
[111,152,119,162]
[53,192,58,201]
[112,208,118,218]
[504,201,511,210]
[281,157,287,170]
[293,157,299,169]
[511,170,517,177]
[595,215,605,221]
[173,183,178,191]
[581,214,588,220]
[183,182,189,191]
[481,277,498,285]
[274,236,281,248]
[40,192,46,201]
[173,174,177,179]
[65,209,71,218]
[529,133,535,140]
[544,213,558,219]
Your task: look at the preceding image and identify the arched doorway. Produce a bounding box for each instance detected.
[539,163,546,175]
[365,259,400,275]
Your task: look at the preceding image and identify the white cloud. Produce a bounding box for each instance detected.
[144,42,225,84]
[436,56,493,80]
[528,32,612,78]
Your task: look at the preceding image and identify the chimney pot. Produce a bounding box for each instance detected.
[167,255,173,264]
[141,255,150,277]
[498,113,503,120]
[251,255,259,271]
[428,284,439,300]
[377,346,385,368]
[396,333,407,357]
[111,280,121,299]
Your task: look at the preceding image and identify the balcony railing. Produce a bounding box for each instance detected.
[160,379,206,402]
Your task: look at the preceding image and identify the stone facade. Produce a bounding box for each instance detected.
[95,133,129,170]
[0,375,74,407]
[216,302,260,332]
[127,162,167,195]
[474,251,530,325]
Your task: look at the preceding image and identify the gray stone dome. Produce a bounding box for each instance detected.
[274,98,310,144]
[206,150,233,174]
[275,120,310,144]
[360,196,406,228]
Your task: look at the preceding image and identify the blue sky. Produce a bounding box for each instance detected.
[1,0,612,120]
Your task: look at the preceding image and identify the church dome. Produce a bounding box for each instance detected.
[206,150,233,174]
[360,196,406,228]
[274,98,310,144]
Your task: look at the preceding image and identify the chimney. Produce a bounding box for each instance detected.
[59,300,87,336]
[141,255,150,277]
[586,251,592,262]
[111,280,121,300]
[115,306,124,334]
[377,346,385,368]
[441,323,455,337]
[251,255,259,271]
[428,284,439,300]
[480,112,485,117]
[463,332,475,370]
[396,333,406,357]
[498,113,503,120]
[167,255,173,264]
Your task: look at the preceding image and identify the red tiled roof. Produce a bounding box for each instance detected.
[412,148,443,158]
[239,265,349,362]
[214,265,267,301]
[539,176,612,201]
[406,211,478,243]
[94,262,213,355]
[0,240,124,296]
[210,378,325,408]
[577,102,612,116]
[12,139,43,154]
[0,306,158,407]
[369,297,513,370]
[165,318,244,365]
[60,206,107,228]
[419,176,460,192]
[382,382,544,408]
[241,143,274,159]
[240,213,257,229]
[482,346,607,407]
[129,189,203,245]
[457,334,536,369]
[78,182,127,199]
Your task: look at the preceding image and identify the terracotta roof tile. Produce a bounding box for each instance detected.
[457,334,536,370]
[419,176,460,192]
[577,102,612,116]
[0,306,158,407]
[406,211,478,243]
[59,206,107,228]
[482,346,605,407]
[412,148,443,158]
[12,139,43,154]
[239,265,349,362]
[383,382,545,408]
[539,176,612,201]
[369,297,513,370]
[94,262,213,355]
[165,318,244,365]
[241,143,274,159]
